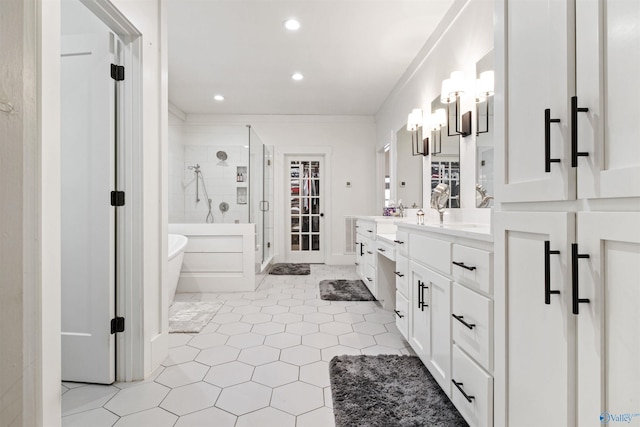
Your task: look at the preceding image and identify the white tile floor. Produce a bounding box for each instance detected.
[61,265,413,427]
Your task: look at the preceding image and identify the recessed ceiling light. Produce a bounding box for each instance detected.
[283,18,300,31]
[213,94,225,101]
[291,73,304,81]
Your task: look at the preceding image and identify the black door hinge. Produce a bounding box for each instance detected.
[111,191,125,206]
[111,64,125,81]
[111,317,125,334]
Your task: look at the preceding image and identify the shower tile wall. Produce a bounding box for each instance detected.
[183,145,249,224]
[169,118,185,223]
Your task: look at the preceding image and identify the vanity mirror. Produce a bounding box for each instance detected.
[429,96,460,208]
[395,125,423,209]
[475,50,494,208]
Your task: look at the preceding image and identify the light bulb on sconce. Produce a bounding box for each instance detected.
[406,108,428,156]
[440,71,472,137]
[475,70,494,135]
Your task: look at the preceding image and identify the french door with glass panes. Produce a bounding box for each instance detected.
[287,157,324,263]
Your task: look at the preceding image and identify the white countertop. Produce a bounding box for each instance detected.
[396,222,493,242]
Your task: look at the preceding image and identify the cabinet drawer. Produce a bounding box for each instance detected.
[364,263,376,295]
[395,255,409,297]
[395,291,409,340]
[356,220,376,237]
[364,240,376,267]
[409,234,451,275]
[377,238,396,261]
[451,345,493,427]
[452,244,493,295]
[452,283,493,372]
[395,230,409,257]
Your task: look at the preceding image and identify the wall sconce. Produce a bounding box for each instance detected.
[440,71,472,137]
[429,108,447,154]
[475,70,494,135]
[407,108,428,156]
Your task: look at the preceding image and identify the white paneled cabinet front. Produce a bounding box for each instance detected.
[575,212,640,426]
[575,0,640,199]
[494,212,576,427]
[501,0,640,202]
[408,260,431,363]
[502,0,575,202]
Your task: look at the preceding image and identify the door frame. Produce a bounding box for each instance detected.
[70,0,144,382]
[275,146,332,264]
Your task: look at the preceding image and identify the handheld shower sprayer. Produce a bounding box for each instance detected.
[188,163,214,222]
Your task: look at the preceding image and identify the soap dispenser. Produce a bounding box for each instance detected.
[417,209,425,225]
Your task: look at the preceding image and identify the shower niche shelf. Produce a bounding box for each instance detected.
[236,166,247,183]
[237,187,247,205]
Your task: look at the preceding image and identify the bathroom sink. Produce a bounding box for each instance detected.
[437,223,485,228]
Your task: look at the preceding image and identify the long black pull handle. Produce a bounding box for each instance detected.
[571,96,589,167]
[545,109,561,172]
[360,243,364,257]
[417,280,423,309]
[544,240,561,304]
[452,380,475,403]
[452,314,476,330]
[452,261,476,271]
[394,271,404,277]
[418,281,428,311]
[394,310,404,319]
[572,243,590,315]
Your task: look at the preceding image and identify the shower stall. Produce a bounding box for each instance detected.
[168,124,274,291]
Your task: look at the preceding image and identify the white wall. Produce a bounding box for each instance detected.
[169,108,185,223]
[176,114,378,265]
[375,0,494,222]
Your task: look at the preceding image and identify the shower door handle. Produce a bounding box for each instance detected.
[259,201,270,211]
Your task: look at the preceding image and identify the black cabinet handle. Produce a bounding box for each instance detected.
[452,314,476,330]
[393,240,405,244]
[355,262,359,266]
[367,251,373,254]
[572,243,590,315]
[394,271,404,277]
[394,310,404,319]
[545,108,561,172]
[571,96,589,167]
[367,277,373,282]
[452,261,476,271]
[355,225,360,228]
[367,230,373,233]
[417,281,428,311]
[544,240,561,304]
[452,380,475,403]
[378,248,386,252]
[359,243,364,257]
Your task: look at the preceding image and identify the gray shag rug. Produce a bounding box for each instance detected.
[319,279,376,301]
[329,355,468,427]
[269,263,311,275]
[169,301,222,333]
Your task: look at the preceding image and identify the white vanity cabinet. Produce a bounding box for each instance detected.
[494,211,640,427]
[499,0,640,203]
[356,219,376,295]
[397,224,494,427]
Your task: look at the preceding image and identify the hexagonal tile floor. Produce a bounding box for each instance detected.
[61,265,413,426]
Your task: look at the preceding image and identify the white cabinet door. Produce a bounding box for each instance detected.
[576,1,640,199]
[409,260,431,363]
[423,267,452,396]
[494,212,576,427]
[355,237,365,279]
[576,212,640,426]
[501,0,576,202]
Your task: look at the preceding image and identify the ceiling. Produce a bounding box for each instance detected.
[167,0,455,116]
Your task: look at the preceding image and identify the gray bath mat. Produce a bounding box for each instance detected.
[319,279,376,301]
[269,263,310,275]
[329,355,468,427]
[169,301,222,333]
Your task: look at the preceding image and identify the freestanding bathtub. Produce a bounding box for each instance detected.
[168,234,188,305]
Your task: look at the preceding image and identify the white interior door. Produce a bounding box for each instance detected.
[286,156,324,263]
[576,0,640,199]
[61,33,117,384]
[576,212,640,426]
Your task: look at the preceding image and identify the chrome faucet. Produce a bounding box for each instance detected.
[430,183,450,225]
[397,202,405,218]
